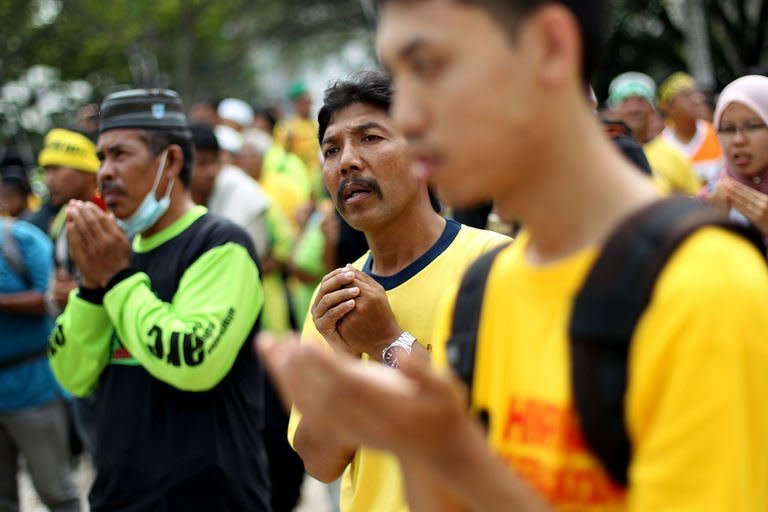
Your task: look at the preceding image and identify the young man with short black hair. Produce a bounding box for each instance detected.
[262,1,768,511]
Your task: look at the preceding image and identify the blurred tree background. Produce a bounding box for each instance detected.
[1,0,766,157]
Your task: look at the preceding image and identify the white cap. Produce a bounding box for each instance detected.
[214,124,243,153]
[241,128,273,156]
[217,98,254,128]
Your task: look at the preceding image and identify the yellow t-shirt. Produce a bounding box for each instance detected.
[433,228,768,512]
[288,220,509,512]
[643,137,702,196]
[274,115,321,181]
[260,146,311,233]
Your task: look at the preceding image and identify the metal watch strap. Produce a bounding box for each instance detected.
[382,331,417,360]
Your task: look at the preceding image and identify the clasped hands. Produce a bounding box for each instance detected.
[65,200,131,289]
[709,178,768,235]
[311,265,402,361]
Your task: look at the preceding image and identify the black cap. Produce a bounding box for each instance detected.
[99,88,189,134]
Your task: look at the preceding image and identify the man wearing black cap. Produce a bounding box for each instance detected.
[0,167,33,219]
[48,89,271,511]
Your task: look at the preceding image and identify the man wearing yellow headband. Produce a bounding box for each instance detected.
[37,128,100,211]
[658,72,723,185]
[32,128,104,318]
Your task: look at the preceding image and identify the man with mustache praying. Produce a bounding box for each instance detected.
[47,89,271,511]
[287,70,508,512]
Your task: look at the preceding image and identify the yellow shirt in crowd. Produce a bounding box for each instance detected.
[274,116,321,180]
[433,228,768,512]
[643,137,702,196]
[289,220,508,512]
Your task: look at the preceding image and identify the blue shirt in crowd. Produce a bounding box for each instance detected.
[0,218,62,411]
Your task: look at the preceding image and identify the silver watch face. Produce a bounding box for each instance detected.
[383,345,408,368]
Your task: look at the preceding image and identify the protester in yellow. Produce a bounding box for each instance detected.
[609,72,701,195]
[659,72,723,185]
[261,144,311,230]
[430,226,768,511]
[273,81,323,198]
[287,71,508,512]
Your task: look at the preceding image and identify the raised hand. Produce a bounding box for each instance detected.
[66,200,131,288]
[311,267,361,355]
[728,180,768,235]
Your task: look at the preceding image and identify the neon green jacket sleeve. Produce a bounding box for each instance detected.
[103,242,263,392]
[48,292,114,396]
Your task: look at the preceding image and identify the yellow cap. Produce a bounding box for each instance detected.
[657,72,696,106]
[38,128,99,173]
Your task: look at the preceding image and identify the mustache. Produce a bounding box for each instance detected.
[99,181,124,195]
[336,176,383,213]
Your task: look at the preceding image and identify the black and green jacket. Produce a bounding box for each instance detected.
[49,206,270,511]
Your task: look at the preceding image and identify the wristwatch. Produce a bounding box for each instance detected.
[382,331,417,368]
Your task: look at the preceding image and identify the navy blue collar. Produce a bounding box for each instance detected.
[363,219,461,290]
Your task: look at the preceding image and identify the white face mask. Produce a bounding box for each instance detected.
[117,149,175,237]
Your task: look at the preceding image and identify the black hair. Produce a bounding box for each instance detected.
[253,106,278,134]
[1,177,31,197]
[318,70,393,144]
[137,129,194,186]
[189,123,220,152]
[319,70,441,213]
[374,0,606,86]
[0,151,31,196]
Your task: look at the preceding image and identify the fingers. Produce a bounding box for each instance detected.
[258,339,351,415]
[399,357,470,412]
[67,201,102,247]
[312,269,357,312]
[729,182,768,208]
[66,217,86,259]
[318,267,356,290]
[257,337,305,411]
[728,183,768,222]
[313,289,358,330]
[77,201,114,240]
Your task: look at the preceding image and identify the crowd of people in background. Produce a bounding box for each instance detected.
[0,0,767,511]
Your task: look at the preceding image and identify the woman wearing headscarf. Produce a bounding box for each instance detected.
[707,75,768,240]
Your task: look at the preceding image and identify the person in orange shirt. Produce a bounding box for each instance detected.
[658,72,723,186]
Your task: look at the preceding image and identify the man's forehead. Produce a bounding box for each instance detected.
[324,104,392,139]
[97,129,144,150]
[376,3,435,64]
[376,0,485,64]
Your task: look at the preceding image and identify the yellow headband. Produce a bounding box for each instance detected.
[38,128,99,173]
[658,72,696,106]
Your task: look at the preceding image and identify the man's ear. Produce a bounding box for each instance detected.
[528,4,581,90]
[165,144,184,179]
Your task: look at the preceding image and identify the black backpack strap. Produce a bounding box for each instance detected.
[569,196,765,487]
[446,242,511,405]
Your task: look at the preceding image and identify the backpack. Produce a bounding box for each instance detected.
[446,196,766,487]
[0,219,50,369]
